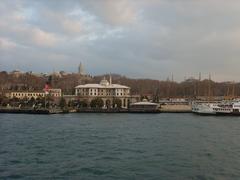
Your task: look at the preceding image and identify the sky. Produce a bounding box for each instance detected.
[0,0,240,82]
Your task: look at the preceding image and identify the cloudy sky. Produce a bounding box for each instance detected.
[0,0,240,81]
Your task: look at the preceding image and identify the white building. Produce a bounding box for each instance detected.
[75,77,130,108]
[5,89,62,100]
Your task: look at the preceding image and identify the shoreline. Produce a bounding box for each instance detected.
[0,107,193,114]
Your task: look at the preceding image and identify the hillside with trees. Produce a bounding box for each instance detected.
[0,71,239,99]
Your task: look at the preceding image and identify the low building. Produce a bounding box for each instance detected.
[10,70,24,78]
[75,77,130,108]
[5,89,62,99]
[48,89,62,98]
[129,101,160,112]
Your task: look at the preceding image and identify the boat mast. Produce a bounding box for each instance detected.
[208,73,211,102]
[232,82,235,99]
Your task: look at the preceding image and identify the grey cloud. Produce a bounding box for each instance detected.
[0,0,240,81]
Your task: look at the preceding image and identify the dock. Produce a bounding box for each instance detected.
[160,104,192,113]
[0,106,193,114]
[77,108,161,113]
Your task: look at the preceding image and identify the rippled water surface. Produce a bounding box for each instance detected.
[1,113,240,179]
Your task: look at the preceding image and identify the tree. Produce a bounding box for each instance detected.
[106,99,111,108]
[112,98,122,108]
[78,100,88,108]
[59,97,66,109]
[9,97,20,107]
[90,98,104,108]
[28,97,35,107]
[35,97,44,107]
[0,95,9,106]
[68,100,74,107]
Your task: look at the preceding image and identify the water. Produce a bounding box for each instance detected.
[1,113,240,179]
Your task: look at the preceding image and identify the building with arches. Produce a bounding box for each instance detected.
[75,76,130,108]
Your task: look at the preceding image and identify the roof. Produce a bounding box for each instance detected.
[75,83,130,89]
[8,91,45,93]
[131,102,159,106]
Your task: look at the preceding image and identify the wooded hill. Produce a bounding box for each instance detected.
[0,71,239,98]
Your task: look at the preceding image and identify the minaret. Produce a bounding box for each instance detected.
[198,72,202,81]
[78,62,84,75]
[109,74,112,85]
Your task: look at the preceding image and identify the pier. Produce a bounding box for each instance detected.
[160,104,192,113]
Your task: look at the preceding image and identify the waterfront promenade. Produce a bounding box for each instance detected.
[0,104,192,114]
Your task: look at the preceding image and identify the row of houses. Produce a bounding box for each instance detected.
[5,89,62,99]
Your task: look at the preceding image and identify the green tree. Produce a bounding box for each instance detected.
[35,97,44,107]
[112,98,122,108]
[68,100,74,107]
[28,97,36,107]
[90,98,104,108]
[10,97,20,107]
[59,97,66,109]
[106,99,111,108]
[78,100,88,108]
[1,97,9,107]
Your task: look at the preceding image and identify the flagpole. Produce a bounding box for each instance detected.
[44,82,50,109]
[45,94,46,109]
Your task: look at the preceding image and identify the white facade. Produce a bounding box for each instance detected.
[75,77,130,108]
[5,89,62,99]
[75,78,130,97]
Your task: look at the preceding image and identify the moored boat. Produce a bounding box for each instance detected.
[192,101,240,115]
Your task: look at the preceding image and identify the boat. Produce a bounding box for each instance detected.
[192,103,217,115]
[192,101,240,115]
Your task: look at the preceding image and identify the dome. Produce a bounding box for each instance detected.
[100,78,109,86]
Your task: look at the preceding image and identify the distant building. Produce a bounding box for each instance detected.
[59,71,70,76]
[26,71,43,77]
[75,76,130,108]
[50,71,62,78]
[5,89,62,99]
[10,70,23,78]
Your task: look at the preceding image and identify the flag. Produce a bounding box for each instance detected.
[44,83,50,94]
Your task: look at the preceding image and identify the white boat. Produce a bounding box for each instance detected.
[192,103,217,115]
[192,101,240,115]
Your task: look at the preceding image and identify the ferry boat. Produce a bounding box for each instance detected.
[192,103,217,115]
[192,101,240,115]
